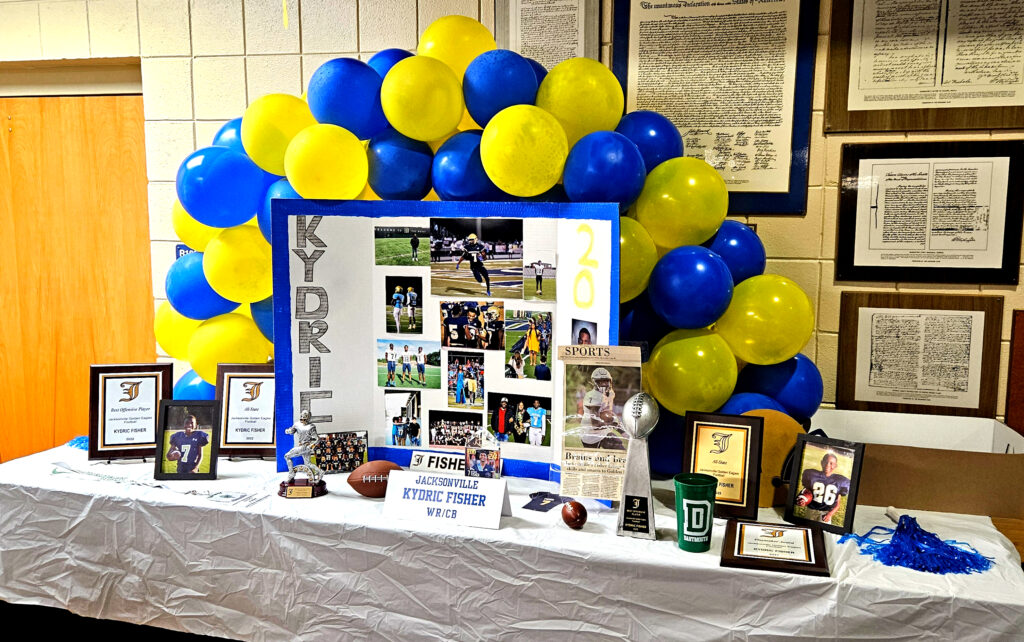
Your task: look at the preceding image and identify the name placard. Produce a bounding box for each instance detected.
[383,470,511,529]
[409,450,465,474]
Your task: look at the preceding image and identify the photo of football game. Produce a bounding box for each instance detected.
[447,350,485,409]
[384,391,422,447]
[504,310,552,380]
[429,218,523,298]
[792,443,856,527]
[384,275,423,334]
[374,226,429,266]
[486,393,551,447]
[440,301,505,350]
[375,339,442,389]
[562,365,642,451]
[160,405,215,475]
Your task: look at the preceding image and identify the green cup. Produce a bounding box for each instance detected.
[674,473,718,552]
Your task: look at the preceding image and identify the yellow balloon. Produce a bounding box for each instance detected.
[172,199,220,251]
[459,108,480,131]
[635,157,728,248]
[535,57,624,147]
[203,226,273,303]
[284,124,368,199]
[358,183,381,200]
[381,56,464,142]
[154,301,202,360]
[648,328,738,416]
[417,15,497,80]
[480,104,568,197]
[423,189,440,201]
[619,217,657,302]
[241,94,317,176]
[188,313,273,383]
[715,274,815,365]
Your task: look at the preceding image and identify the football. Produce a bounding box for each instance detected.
[796,489,813,506]
[347,460,402,498]
[166,449,182,461]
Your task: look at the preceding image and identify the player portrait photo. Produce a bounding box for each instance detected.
[486,393,551,446]
[785,435,864,535]
[428,410,484,449]
[374,225,429,266]
[383,390,421,446]
[504,310,552,380]
[384,275,423,334]
[563,365,641,452]
[154,400,219,480]
[571,319,598,345]
[376,339,442,389]
[465,448,501,479]
[440,301,505,350]
[429,218,523,298]
[447,350,485,409]
[312,430,368,474]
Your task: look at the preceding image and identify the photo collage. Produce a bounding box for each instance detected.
[374,218,557,458]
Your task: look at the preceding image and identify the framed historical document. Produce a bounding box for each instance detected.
[720,520,829,577]
[612,0,818,214]
[682,412,763,520]
[215,363,276,457]
[88,363,173,461]
[784,434,864,536]
[837,292,1002,418]
[155,400,220,481]
[495,0,600,69]
[836,141,1024,284]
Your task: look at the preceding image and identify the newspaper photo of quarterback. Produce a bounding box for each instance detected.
[429,217,523,298]
[563,366,641,451]
[440,301,505,350]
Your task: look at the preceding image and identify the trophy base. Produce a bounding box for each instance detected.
[279,479,328,499]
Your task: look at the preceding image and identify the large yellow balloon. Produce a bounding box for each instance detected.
[381,56,463,142]
[188,313,273,383]
[284,124,368,199]
[154,301,202,359]
[480,105,568,197]
[241,94,317,175]
[648,328,737,416]
[619,217,657,302]
[715,274,814,365]
[417,15,497,79]
[535,57,624,147]
[172,200,220,251]
[635,157,728,249]
[203,226,273,303]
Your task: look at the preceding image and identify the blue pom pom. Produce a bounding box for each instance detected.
[66,436,89,450]
[840,514,993,575]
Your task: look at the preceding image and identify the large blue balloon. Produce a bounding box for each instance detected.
[620,295,672,347]
[718,392,787,416]
[648,246,733,329]
[165,251,239,320]
[367,128,433,200]
[368,48,413,78]
[174,369,216,400]
[463,50,539,127]
[307,58,389,140]
[615,111,684,174]
[251,296,274,342]
[564,131,646,209]
[704,220,766,285]
[176,146,266,228]
[211,117,244,153]
[647,401,685,476]
[525,57,547,84]
[736,354,823,420]
[259,178,301,242]
[432,131,508,201]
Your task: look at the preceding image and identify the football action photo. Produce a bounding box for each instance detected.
[429,218,523,298]
[376,340,442,389]
[375,225,429,266]
[384,275,423,334]
[440,301,505,350]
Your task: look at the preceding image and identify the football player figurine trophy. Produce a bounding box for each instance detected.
[279,410,327,498]
[617,393,658,540]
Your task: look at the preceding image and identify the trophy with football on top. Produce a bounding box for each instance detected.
[616,392,659,540]
[279,410,327,498]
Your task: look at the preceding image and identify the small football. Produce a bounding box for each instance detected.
[562,501,588,530]
[166,449,182,461]
[347,460,402,498]
[796,489,813,506]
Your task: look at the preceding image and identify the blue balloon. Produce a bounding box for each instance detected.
[368,48,413,78]
[647,401,685,476]
[564,131,646,209]
[615,111,684,174]
[211,117,244,153]
[165,252,239,320]
[259,179,301,242]
[176,146,266,228]
[463,50,539,127]
[620,295,672,347]
[718,392,787,416]
[704,220,766,285]
[307,58,389,140]
[432,131,508,201]
[367,128,433,200]
[251,296,275,342]
[648,246,733,329]
[736,354,823,420]
[525,57,547,84]
[174,369,216,400]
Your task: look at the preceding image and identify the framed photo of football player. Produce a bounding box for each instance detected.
[88,363,173,461]
[429,217,523,298]
[784,434,864,535]
[215,363,275,458]
[155,400,220,481]
[682,412,763,520]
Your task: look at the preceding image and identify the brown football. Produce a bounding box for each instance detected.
[347,460,402,498]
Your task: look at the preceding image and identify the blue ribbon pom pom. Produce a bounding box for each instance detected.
[840,514,993,575]
[66,436,89,450]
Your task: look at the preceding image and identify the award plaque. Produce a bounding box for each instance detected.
[215,363,276,458]
[616,392,658,540]
[682,412,763,520]
[720,519,829,577]
[88,363,173,461]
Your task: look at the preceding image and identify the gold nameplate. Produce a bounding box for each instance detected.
[286,486,314,498]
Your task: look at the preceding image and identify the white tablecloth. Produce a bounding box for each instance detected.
[0,446,1021,641]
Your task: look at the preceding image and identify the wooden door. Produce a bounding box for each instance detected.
[0,96,154,462]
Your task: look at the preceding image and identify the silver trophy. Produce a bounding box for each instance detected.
[617,392,659,539]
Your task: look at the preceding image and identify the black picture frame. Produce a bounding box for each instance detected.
[784,434,864,535]
[611,1,819,215]
[88,363,173,461]
[682,412,763,520]
[836,141,1024,284]
[720,519,830,577]
[215,363,276,458]
[154,400,220,481]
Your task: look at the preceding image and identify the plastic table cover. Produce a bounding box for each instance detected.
[0,446,1021,641]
